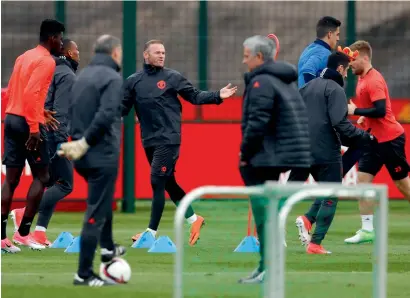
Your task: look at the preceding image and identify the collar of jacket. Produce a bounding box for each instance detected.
[143,63,163,74]
[90,53,121,72]
[320,67,344,87]
[57,56,79,73]
[244,58,275,85]
[314,39,332,51]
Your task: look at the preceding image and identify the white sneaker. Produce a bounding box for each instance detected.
[1,238,21,253]
[344,229,375,244]
[295,216,312,246]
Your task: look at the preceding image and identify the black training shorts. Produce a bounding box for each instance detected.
[2,114,49,168]
[358,133,409,181]
[144,145,180,177]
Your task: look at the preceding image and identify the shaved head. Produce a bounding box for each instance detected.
[62,38,80,63]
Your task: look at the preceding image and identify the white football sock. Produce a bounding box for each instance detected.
[186,214,198,224]
[35,226,47,232]
[146,228,157,237]
[361,215,374,232]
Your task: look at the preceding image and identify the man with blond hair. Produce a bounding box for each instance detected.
[345,40,410,244]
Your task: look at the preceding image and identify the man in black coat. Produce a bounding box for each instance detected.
[10,39,80,246]
[58,35,126,286]
[238,35,311,284]
[289,52,376,254]
[122,39,237,246]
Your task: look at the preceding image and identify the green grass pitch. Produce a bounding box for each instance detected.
[2,200,410,298]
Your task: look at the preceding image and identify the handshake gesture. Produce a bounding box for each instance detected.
[219,83,238,99]
[57,137,90,160]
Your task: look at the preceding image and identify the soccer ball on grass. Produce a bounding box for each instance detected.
[99,257,131,284]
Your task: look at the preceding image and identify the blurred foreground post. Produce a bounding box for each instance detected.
[122,0,137,213]
[346,0,357,98]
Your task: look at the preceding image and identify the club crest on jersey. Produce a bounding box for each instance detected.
[157,80,166,90]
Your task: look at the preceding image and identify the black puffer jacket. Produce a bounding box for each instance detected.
[240,59,311,168]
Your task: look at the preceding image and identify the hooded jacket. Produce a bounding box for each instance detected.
[45,56,78,145]
[299,67,374,165]
[240,59,311,168]
[70,53,123,167]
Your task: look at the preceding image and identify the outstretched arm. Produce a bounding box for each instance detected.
[174,71,237,105]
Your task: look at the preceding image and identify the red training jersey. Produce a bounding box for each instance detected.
[355,68,403,143]
[5,45,56,133]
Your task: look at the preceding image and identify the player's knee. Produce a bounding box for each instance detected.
[31,167,50,185]
[57,179,73,196]
[151,175,167,190]
[37,172,50,185]
[165,175,181,192]
[65,183,73,196]
[5,175,20,190]
[322,197,338,207]
[357,171,374,183]
[394,177,410,200]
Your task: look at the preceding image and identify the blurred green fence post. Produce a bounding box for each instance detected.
[197,0,208,121]
[346,0,357,98]
[122,0,136,213]
[55,1,66,26]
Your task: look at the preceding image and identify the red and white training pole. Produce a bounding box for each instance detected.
[267,33,280,61]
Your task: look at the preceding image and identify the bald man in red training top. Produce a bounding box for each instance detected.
[1,19,65,253]
[345,40,410,244]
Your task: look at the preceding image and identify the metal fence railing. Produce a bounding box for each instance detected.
[2,1,410,98]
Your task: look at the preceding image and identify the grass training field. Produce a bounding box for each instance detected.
[2,200,409,298]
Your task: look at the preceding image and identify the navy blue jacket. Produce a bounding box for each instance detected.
[241,60,311,168]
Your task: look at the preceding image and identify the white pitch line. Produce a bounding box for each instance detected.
[4,271,405,277]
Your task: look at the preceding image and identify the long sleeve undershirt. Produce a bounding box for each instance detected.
[353,99,386,118]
